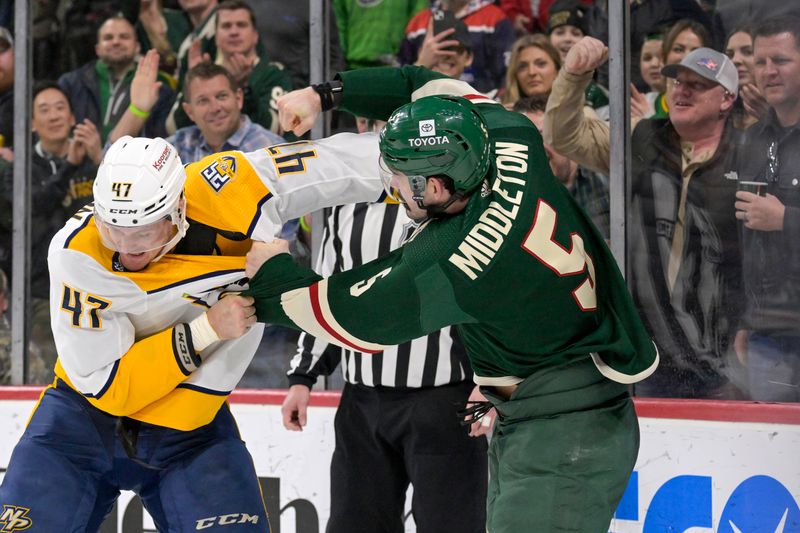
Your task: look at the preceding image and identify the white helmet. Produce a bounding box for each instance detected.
[93,136,188,260]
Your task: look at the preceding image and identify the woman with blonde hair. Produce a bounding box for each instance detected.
[500,34,561,107]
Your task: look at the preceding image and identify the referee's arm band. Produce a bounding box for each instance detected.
[311,80,343,112]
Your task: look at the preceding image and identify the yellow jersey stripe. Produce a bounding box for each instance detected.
[63,216,247,292]
[129,387,229,431]
[56,328,190,417]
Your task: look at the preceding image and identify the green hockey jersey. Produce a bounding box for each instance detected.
[247,67,658,385]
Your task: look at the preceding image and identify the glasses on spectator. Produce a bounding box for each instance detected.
[670,77,717,92]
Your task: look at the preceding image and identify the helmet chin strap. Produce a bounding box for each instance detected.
[151,205,190,263]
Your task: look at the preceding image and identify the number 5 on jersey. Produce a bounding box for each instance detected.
[522,199,597,311]
[61,284,111,329]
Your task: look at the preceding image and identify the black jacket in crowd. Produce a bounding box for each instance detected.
[0,144,96,298]
[629,117,743,397]
[735,110,800,337]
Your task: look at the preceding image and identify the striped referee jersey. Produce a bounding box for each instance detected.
[287,202,472,389]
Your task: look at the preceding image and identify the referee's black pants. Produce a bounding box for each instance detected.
[326,380,487,533]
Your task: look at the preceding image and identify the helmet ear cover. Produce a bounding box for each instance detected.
[409,175,427,202]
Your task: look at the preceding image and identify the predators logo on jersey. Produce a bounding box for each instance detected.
[201,155,237,192]
[0,504,32,532]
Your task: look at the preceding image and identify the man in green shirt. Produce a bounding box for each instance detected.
[334,0,428,69]
[247,66,658,532]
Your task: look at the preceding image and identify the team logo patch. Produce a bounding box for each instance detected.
[724,171,739,181]
[201,155,237,192]
[480,179,491,197]
[0,505,32,532]
[399,220,418,243]
[419,119,436,137]
[696,57,718,71]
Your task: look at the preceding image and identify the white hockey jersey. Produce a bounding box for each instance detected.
[48,133,382,430]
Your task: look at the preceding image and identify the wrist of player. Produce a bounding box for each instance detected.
[189,312,221,351]
[311,80,343,111]
[171,313,221,374]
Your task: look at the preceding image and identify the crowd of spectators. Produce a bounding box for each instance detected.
[1,0,800,404]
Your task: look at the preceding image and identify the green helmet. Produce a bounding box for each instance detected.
[379,95,491,193]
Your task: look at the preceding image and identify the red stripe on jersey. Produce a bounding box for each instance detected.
[308,283,382,354]
[463,93,500,104]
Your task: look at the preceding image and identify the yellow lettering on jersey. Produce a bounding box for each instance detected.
[86,295,112,328]
[267,141,318,176]
[0,505,32,532]
[60,283,83,328]
[60,284,110,329]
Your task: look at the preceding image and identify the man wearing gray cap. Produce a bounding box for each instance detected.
[630,46,745,399]
[544,36,745,399]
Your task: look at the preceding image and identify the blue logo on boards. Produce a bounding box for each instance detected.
[719,476,800,533]
[614,473,799,532]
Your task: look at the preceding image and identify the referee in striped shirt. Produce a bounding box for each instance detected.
[281,124,491,532]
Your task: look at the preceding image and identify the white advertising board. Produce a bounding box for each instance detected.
[0,390,797,532]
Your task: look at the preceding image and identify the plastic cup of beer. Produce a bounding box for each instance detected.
[738,180,767,196]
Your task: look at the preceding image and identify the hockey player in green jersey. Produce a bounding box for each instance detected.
[245,66,658,533]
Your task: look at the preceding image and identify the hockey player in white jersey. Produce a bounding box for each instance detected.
[0,133,382,531]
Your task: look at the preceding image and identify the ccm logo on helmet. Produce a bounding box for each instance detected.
[109,208,138,214]
[408,136,451,147]
[152,146,171,171]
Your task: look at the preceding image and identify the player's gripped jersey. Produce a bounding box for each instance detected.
[48,132,384,431]
[247,68,658,386]
[184,133,387,240]
[49,209,258,431]
[287,202,472,388]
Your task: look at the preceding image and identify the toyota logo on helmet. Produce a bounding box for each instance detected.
[380,95,491,193]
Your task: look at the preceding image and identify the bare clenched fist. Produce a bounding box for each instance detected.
[277,87,322,136]
[246,239,291,278]
[206,294,257,339]
[564,36,609,76]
